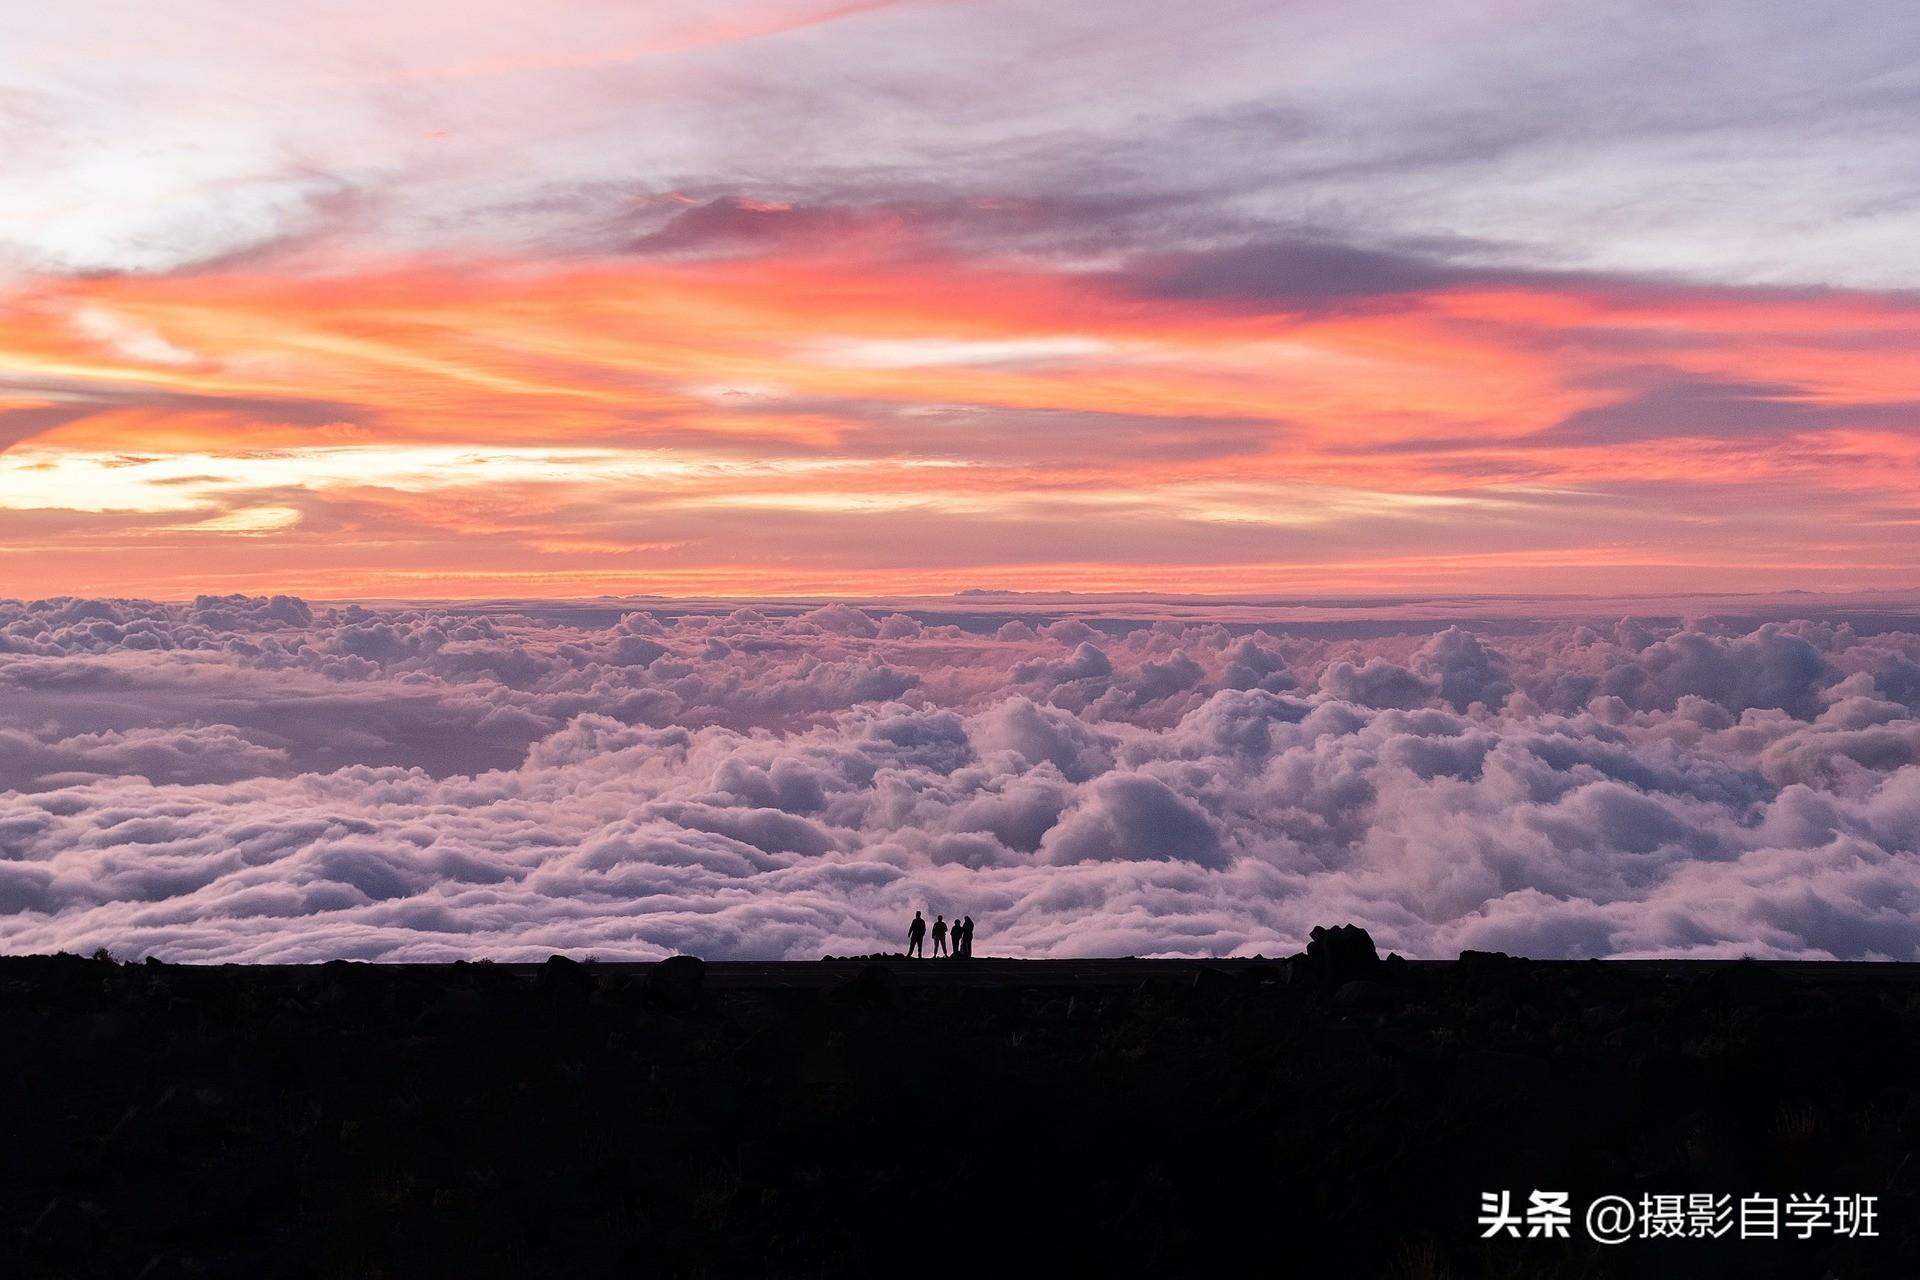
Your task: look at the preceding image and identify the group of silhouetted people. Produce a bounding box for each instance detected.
[907,910,974,958]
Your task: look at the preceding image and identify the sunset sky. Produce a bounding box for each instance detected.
[5,0,1919,599]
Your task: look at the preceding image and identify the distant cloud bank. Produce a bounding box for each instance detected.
[4,595,1920,962]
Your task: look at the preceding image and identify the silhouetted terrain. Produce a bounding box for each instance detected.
[2,944,1914,1278]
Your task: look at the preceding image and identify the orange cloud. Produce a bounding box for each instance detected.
[2,246,1918,598]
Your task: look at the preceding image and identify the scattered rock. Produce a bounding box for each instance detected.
[1457,1048,1550,1097]
[1,952,1914,1277]
[1333,979,1389,1013]
[1189,965,1241,1002]
[1239,962,1289,985]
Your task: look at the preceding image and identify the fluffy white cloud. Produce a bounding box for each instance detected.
[5,595,1920,962]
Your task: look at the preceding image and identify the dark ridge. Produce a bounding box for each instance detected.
[1,946,1913,1278]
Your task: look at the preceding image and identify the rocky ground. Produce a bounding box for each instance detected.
[2,933,1915,1278]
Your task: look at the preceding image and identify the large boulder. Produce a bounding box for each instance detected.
[535,954,596,999]
[647,955,706,1012]
[1294,923,1383,985]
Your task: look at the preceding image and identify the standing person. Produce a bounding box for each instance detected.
[907,910,926,957]
[960,915,975,958]
[932,914,948,957]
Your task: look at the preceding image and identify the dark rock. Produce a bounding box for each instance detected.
[1322,1022,1377,1066]
[1299,923,1382,984]
[1189,965,1241,1002]
[1371,1024,1445,1066]
[1333,979,1389,1013]
[1459,1043,1551,1097]
[646,955,705,1012]
[832,964,898,1011]
[1458,1048,1550,1096]
[316,958,380,1014]
[535,954,596,998]
[1239,962,1288,985]
[1455,948,1523,1003]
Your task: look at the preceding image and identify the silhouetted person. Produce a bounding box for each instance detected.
[932,915,948,957]
[960,915,975,958]
[908,910,926,957]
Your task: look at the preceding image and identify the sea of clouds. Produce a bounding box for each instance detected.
[3,594,1920,962]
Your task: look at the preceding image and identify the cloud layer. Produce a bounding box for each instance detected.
[5,595,1920,963]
